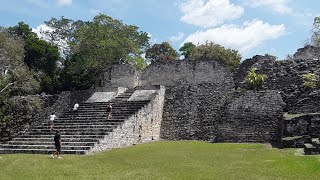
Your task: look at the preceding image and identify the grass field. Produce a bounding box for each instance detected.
[1,141,320,180]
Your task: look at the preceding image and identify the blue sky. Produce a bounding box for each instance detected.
[0,0,319,59]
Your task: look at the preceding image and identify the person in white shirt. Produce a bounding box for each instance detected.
[49,112,56,131]
[72,103,79,119]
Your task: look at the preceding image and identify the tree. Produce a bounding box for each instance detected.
[189,42,241,71]
[125,55,147,71]
[58,14,149,90]
[308,16,320,47]
[179,42,196,59]
[71,14,149,66]
[60,54,100,90]
[8,22,60,93]
[0,31,40,122]
[245,68,266,90]
[145,42,178,63]
[43,17,85,58]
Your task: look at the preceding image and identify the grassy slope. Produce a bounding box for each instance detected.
[1,141,320,180]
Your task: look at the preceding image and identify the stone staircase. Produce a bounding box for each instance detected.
[281,113,320,155]
[0,89,150,155]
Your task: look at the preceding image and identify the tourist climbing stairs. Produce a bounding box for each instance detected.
[0,89,150,154]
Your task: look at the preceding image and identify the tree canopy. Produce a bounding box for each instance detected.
[310,16,320,46]
[8,22,60,93]
[0,31,40,122]
[179,42,196,59]
[145,42,178,63]
[188,42,241,71]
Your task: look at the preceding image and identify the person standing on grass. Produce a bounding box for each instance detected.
[52,130,62,159]
[106,102,112,120]
[49,112,56,131]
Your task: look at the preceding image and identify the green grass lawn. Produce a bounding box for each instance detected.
[1,141,320,180]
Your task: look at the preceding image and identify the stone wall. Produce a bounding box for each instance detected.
[218,90,284,143]
[293,45,320,60]
[89,86,165,153]
[160,82,234,141]
[235,48,320,114]
[140,60,233,86]
[101,65,140,88]
[284,114,320,138]
[161,88,284,143]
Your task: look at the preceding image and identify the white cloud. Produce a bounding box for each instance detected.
[169,32,185,43]
[56,0,72,7]
[247,0,292,14]
[179,0,244,28]
[182,19,286,54]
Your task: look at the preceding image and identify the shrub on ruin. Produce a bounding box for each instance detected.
[245,68,266,90]
[302,73,318,90]
[188,42,241,71]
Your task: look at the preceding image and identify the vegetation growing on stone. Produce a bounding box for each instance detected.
[188,41,241,71]
[302,73,318,90]
[245,68,266,90]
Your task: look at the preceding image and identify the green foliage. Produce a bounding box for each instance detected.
[125,55,147,71]
[7,96,41,115]
[179,42,196,58]
[8,22,60,93]
[0,75,11,123]
[55,14,150,90]
[0,31,25,68]
[308,16,320,46]
[189,42,241,71]
[302,73,318,90]
[10,66,40,95]
[43,17,84,57]
[245,68,267,90]
[0,31,41,122]
[60,54,99,90]
[71,14,149,66]
[145,42,178,63]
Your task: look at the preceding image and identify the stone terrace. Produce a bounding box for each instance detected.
[0,89,150,154]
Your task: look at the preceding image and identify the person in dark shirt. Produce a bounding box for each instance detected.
[106,102,112,120]
[51,130,61,159]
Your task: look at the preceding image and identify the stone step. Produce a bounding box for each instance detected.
[0,144,92,151]
[8,141,97,146]
[12,138,100,142]
[34,124,116,129]
[58,113,132,117]
[42,121,123,126]
[82,100,149,104]
[304,143,318,155]
[42,119,126,124]
[0,148,86,154]
[59,115,133,119]
[17,134,105,139]
[63,110,139,114]
[24,131,111,136]
[28,128,113,133]
[80,103,148,107]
